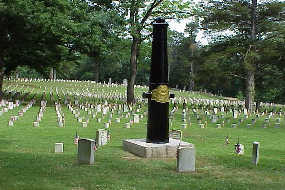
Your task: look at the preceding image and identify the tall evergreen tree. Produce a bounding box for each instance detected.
[199,0,285,110]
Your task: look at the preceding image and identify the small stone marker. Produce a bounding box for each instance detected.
[104,122,110,129]
[169,130,182,140]
[78,138,95,164]
[133,114,140,123]
[96,129,108,147]
[33,121,39,127]
[58,121,64,128]
[8,120,14,127]
[252,142,260,165]
[233,111,238,119]
[275,123,281,128]
[125,123,130,128]
[212,115,218,123]
[55,143,64,153]
[123,79,128,85]
[177,145,195,172]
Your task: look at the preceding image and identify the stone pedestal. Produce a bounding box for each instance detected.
[123,138,193,158]
[177,146,195,172]
[78,138,95,164]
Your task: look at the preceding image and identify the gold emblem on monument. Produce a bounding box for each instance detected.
[151,85,169,103]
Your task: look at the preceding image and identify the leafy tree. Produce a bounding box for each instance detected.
[67,0,122,82]
[104,0,193,104]
[199,0,285,109]
[0,0,73,99]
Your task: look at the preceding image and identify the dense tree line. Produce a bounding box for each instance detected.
[1,0,284,105]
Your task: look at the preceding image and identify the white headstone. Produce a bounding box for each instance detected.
[104,122,110,129]
[233,111,238,119]
[252,142,260,165]
[55,143,64,153]
[33,121,39,127]
[177,146,195,172]
[123,79,128,85]
[133,114,139,123]
[8,120,14,127]
[125,123,130,128]
[96,129,108,146]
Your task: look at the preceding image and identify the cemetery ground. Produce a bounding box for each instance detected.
[0,80,285,190]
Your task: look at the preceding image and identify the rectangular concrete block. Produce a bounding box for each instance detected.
[78,138,95,164]
[55,143,64,153]
[123,138,193,158]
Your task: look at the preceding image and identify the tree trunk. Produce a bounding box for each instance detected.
[127,37,139,104]
[49,67,54,80]
[53,68,56,80]
[245,70,255,113]
[245,0,257,113]
[189,62,195,91]
[94,58,100,82]
[189,44,195,91]
[0,61,4,101]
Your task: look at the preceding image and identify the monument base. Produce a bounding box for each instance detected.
[123,138,193,158]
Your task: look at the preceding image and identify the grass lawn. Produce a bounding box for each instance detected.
[0,101,284,190]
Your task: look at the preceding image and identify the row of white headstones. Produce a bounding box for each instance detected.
[5,78,285,117]
[67,102,143,129]
[2,96,284,130]
[173,106,284,129]
[1,98,145,129]
[0,100,35,127]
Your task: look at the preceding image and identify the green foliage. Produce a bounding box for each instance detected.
[236,91,244,101]
[0,0,72,75]
[195,0,285,103]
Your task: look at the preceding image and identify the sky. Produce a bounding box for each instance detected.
[167,0,209,45]
[168,19,210,45]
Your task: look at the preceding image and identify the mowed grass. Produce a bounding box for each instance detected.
[0,102,285,190]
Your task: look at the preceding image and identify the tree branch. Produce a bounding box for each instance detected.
[152,10,194,16]
[225,73,246,80]
[140,0,163,27]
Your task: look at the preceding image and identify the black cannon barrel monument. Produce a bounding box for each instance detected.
[123,18,193,159]
[143,17,174,143]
